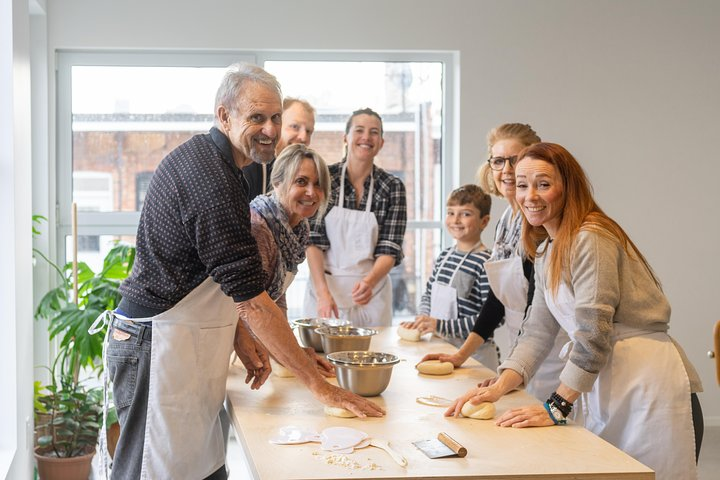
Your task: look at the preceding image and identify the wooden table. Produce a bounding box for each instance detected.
[225,328,653,479]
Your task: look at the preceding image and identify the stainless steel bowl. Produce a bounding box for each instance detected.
[327,351,400,396]
[293,318,351,352]
[314,326,377,355]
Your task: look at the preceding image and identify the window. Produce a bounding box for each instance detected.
[57,51,456,319]
[261,58,450,319]
[135,171,154,211]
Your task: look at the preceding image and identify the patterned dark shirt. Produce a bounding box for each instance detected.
[309,161,407,265]
[118,127,265,317]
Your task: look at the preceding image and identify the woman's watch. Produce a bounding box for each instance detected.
[547,401,568,425]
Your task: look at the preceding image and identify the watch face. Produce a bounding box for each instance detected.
[550,404,563,422]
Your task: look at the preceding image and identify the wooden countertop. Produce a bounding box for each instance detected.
[225,327,653,479]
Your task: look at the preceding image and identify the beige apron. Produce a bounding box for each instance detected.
[546,283,697,480]
[271,271,296,302]
[304,162,392,327]
[485,255,567,400]
[430,242,498,370]
[140,277,237,479]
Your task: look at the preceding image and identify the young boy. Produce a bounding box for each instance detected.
[402,184,499,369]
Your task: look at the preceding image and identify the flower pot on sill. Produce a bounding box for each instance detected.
[34,447,95,480]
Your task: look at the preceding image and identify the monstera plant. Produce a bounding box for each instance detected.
[33,238,135,476]
[35,243,135,380]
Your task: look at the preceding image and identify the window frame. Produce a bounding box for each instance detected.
[55,51,256,258]
[55,49,457,272]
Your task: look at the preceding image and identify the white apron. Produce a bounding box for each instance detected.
[485,255,567,401]
[430,243,498,370]
[304,163,392,327]
[272,271,296,302]
[140,277,237,479]
[546,284,697,480]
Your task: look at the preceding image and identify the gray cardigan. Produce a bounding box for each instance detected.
[499,229,702,393]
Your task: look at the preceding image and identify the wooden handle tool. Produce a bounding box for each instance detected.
[438,432,467,458]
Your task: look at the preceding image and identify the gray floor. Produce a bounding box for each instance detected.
[226,425,720,479]
[698,425,719,480]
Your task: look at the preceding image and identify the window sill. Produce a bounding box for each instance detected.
[0,448,14,478]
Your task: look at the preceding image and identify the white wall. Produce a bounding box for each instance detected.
[1,0,35,477]
[44,0,720,423]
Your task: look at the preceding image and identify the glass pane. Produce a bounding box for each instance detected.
[264,60,444,223]
[284,228,441,324]
[65,234,136,273]
[71,66,228,213]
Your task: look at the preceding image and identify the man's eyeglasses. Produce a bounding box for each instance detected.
[487,155,518,171]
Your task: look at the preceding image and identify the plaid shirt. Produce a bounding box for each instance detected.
[309,161,407,265]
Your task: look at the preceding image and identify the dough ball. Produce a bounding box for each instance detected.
[324,406,357,418]
[461,401,496,420]
[270,358,295,378]
[397,325,421,342]
[416,360,454,375]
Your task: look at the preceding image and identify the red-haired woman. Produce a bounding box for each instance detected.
[447,143,702,480]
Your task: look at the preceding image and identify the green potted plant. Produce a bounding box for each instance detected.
[35,243,136,379]
[34,361,102,478]
[33,239,135,478]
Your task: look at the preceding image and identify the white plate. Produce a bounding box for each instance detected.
[320,426,369,452]
[269,426,320,445]
[330,437,371,454]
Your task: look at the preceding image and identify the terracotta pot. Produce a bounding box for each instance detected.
[34,414,52,445]
[34,447,95,480]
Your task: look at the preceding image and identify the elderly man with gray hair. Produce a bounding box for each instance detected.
[104,63,383,480]
[243,96,317,198]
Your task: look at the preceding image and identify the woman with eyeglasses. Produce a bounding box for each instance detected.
[446,142,702,480]
[419,123,569,403]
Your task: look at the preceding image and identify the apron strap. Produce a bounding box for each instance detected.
[437,240,485,285]
[88,310,113,480]
[339,161,374,212]
[262,163,268,195]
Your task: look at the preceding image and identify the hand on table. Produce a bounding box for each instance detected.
[495,404,555,428]
[417,351,466,368]
[401,315,437,335]
[444,384,504,418]
[314,383,385,418]
[233,321,271,390]
[477,376,498,388]
[302,346,335,377]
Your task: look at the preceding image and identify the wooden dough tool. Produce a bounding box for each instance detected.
[413,432,467,459]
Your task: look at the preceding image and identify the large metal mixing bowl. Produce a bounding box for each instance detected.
[293,318,351,352]
[327,351,400,396]
[314,326,377,355]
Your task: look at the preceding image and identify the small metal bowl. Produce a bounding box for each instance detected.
[327,351,400,396]
[293,318,351,352]
[314,326,377,355]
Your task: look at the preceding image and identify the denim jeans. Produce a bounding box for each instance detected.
[107,316,152,480]
[107,315,228,480]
